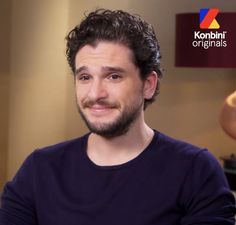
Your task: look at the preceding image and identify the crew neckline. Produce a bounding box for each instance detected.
[81,130,159,171]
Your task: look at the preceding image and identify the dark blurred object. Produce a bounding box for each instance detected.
[221,154,236,191]
[224,171,236,191]
[221,154,236,170]
[175,12,236,67]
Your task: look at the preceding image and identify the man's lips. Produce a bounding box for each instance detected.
[86,104,116,115]
[90,104,112,110]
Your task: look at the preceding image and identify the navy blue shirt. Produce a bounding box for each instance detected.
[0,131,235,224]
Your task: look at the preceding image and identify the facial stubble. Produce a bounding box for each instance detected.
[77,97,144,139]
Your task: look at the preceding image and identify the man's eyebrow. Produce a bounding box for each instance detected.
[75,66,89,75]
[101,66,126,73]
[75,66,126,75]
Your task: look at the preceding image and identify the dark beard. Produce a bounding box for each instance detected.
[77,99,143,138]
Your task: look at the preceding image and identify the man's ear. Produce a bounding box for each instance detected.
[143,71,158,99]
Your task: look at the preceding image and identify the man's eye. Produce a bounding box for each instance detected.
[109,74,122,80]
[79,75,90,81]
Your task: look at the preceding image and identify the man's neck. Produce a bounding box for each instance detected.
[87,121,154,166]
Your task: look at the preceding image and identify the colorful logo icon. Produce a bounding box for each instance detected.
[200,8,220,29]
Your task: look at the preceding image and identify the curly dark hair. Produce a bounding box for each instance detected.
[66,9,162,109]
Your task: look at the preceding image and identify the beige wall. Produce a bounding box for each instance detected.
[0,0,11,191]
[7,0,70,179]
[1,0,236,188]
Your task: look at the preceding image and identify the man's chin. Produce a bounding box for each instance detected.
[78,102,143,138]
[86,122,129,139]
[91,129,129,139]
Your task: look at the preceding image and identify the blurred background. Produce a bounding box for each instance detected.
[0,0,236,191]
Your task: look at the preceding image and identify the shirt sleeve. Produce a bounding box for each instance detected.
[180,149,236,225]
[0,153,37,225]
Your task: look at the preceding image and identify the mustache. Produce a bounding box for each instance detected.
[82,99,119,108]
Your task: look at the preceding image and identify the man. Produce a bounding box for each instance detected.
[0,9,235,225]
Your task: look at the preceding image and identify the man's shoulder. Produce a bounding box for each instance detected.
[30,133,89,162]
[153,130,220,176]
[154,130,216,165]
[155,130,203,154]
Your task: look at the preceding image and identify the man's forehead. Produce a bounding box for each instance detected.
[75,41,137,72]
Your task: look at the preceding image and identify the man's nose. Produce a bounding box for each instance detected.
[88,80,108,101]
